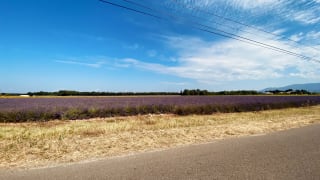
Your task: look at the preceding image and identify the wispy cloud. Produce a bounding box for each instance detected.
[55,60,106,68]
[160,81,188,86]
[289,32,304,42]
[111,1,320,84]
[147,50,157,57]
[227,0,281,10]
[50,30,106,42]
[231,0,320,25]
[306,31,320,39]
[177,0,320,25]
[289,31,320,46]
[286,8,320,25]
[118,29,320,83]
[123,43,141,50]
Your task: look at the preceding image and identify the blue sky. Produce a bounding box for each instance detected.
[1,0,320,93]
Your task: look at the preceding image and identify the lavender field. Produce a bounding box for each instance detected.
[1,96,320,122]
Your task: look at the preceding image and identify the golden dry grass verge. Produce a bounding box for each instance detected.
[1,105,320,169]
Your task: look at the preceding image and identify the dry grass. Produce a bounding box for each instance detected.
[1,105,320,169]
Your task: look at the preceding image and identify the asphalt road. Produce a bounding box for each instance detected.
[1,124,320,180]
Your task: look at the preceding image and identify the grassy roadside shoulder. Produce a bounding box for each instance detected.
[1,105,320,169]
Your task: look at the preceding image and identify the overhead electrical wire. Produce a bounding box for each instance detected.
[98,0,161,19]
[120,0,320,62]
[99,0,320,63]
[169,0,320,51]
[124,0,310,60]
[171,0,288,39]
[194,24,313,61]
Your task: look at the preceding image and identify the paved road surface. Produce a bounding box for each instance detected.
[1,124,320,180]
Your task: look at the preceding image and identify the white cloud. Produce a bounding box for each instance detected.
[160,81,188,86]
[289,31,320,46]
[179,0,279,10]
[55,60,106,68]
[305,31,320,40]
[147,50,157,57]
[109,1,320,83]
[119,29,320,84]
[290,32,304,42]
[179,0,214,7]
[228,0,320,25]
[271,29,287,36]
[288,10,320,25]
[50,30,106,42]
[124,43,141,50]
[179,0,320,25]
[227,0,280,9]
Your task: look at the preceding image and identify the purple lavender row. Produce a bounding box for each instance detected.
[0,96,319,122]
[1,96,320,111]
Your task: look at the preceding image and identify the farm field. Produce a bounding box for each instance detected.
[1,95,320,122]
[1,105,320,169]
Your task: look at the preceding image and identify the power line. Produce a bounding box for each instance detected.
[100,0,320,62]
[121,0,154,11]
[169,0,320,52]
[191,22,317,61]
[196,27,315,62]
[171,0,281,37]
[99,0,320,63]
[122,0,320,52]
[98,0,161,19]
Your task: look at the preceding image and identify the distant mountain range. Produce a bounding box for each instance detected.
[262,83,320,93]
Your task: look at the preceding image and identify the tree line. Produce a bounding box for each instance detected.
[1,89,315,97]
[25,90,180,96]
[180,89,260,95]
[265,89,312,95]
[27,89,261,96]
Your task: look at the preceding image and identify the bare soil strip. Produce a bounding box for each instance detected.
[1,106,319,169]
